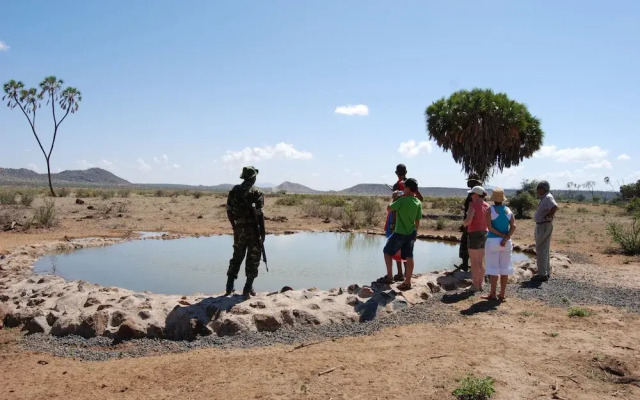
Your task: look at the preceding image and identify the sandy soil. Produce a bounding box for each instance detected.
[1,193,639,399]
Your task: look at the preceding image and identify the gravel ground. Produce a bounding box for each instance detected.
[20,276,640,361]
[512,276,640,312]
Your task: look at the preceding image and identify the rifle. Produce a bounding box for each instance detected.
[251,203,268,272]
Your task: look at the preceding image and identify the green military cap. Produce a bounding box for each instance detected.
[240,166,259,180]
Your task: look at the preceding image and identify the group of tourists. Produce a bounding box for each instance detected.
[223,164,558,300]
[456,177,558,299]
[380,166,558,300]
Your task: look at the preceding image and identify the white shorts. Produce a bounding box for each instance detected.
[484,238,513,275]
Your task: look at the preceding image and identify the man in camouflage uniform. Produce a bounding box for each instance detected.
[225,166,265,297]
[457,173,482,271]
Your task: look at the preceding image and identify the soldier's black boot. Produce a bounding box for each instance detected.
[242,277,256,298]
[225,276,235,296]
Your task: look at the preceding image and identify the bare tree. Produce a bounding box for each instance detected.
[3,76,82,196]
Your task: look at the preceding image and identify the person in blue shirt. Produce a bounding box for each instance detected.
[483,188,516,300]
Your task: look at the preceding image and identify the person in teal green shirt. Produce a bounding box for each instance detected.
[377,178,422,290]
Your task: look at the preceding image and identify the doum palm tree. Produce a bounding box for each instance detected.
[3,76,82,196]
[425,89,544,182]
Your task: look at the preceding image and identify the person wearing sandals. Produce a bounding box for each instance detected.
[463,185,489,292]
[378,178,422,290]
[483,188,516,301]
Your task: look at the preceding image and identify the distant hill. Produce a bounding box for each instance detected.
[272,181,320,194]
[0,167,614,199]
[0,167,130,186]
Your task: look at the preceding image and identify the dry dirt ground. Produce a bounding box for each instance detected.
[1,193,640,399]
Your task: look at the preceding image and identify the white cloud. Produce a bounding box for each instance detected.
[584,160,613,170]
[617,154,631,161]
[27,163,39,172]
[398,140,433,158]
[0,41,9,52]
[629,171,640,181]
[77,160,95,169]
[169,163,180,170]
[137,158,152,172]
[534,145,607,163]
[222,143,313,164]
[537,170,577,180]
[334,104,369,116]
[153,154,169,164]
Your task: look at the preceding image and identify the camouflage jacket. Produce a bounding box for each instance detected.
[226,181,264,225]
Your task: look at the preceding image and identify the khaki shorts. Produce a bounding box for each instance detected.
[467,231,487,250]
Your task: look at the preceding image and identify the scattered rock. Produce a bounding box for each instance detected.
[209,318,245,336]
[75,198,85,205]
[23,316,51,334]
[84,297,101,308]
[358,287,374,298]
[280,286,293,293]
[347,284,361,294]
[87,206,95,210]
[114,320,146,341]
[249,301,266,309]
[253,314,281,332]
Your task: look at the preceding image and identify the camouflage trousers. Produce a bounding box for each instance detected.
[227,226,261,280]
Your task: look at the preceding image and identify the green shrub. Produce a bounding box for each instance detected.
[435,217,446,230]
[453,375,496,400]
[341,203,359,229]
[0,190,18,205]
[626,198,640,215]
[302,201,337,220]
[354,197,381,226]
[155,189,166,197]
[118,188,132,198]
[430,197,461,213]
[76,188,96,198]
[568,307,590,317]
[319,195,346,207]
[33,198,58,228]
[19,190,36,206]
[275,195,303,206]
[99,190,115,200]
[607,217,640,255]
[576,207,588,213]
[193,191,202,199]
[592,195,601,204]
[509,192,536,219]
[57,187,71,197]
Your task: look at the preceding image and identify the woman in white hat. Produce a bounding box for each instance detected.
[483,188,517,300]
[462,185,490,292]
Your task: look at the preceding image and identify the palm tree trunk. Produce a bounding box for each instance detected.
[46,158,56,197]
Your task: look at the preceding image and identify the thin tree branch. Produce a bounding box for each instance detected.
[15,100,47,160]
[49,106,70,158]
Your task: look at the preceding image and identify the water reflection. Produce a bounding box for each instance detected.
[339,233,381,251]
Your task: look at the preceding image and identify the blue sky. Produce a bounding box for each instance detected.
[1,1,639,191]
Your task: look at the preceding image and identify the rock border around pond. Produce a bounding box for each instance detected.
[0,235,569,340]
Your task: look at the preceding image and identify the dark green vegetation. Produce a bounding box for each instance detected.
[426,88,543,182]
[452,375,496,400]
[508,179,538,219]
[3,76,82,197]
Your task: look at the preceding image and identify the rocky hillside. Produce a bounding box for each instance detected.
[0,167,130,186]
